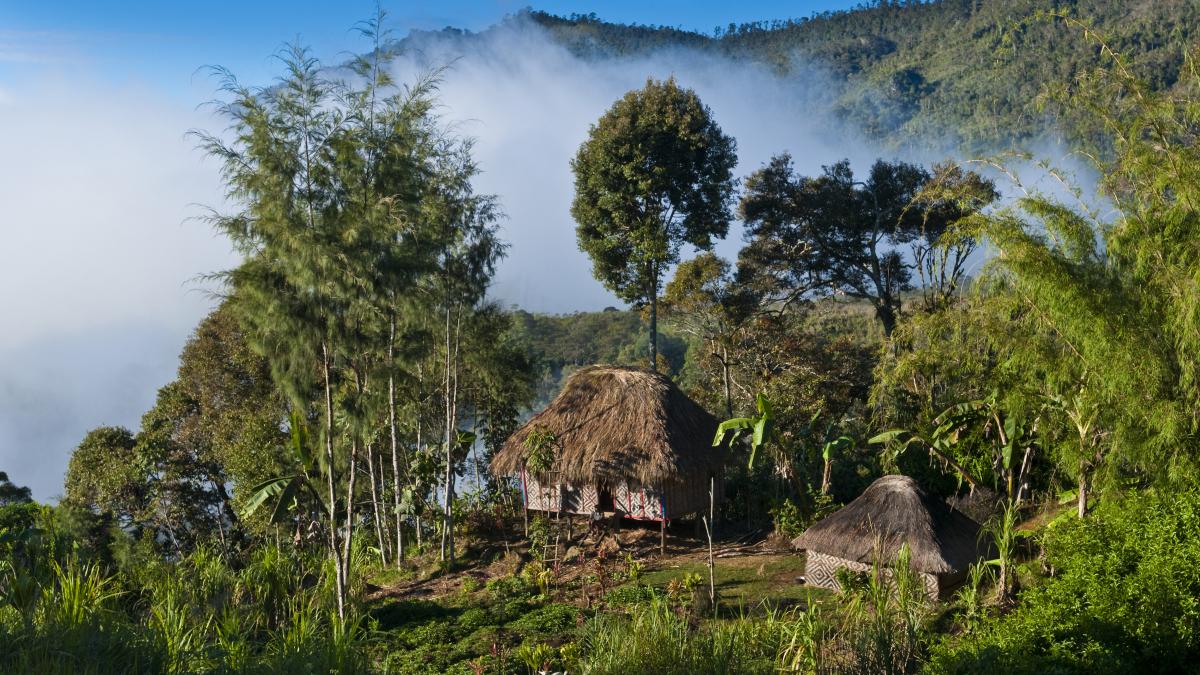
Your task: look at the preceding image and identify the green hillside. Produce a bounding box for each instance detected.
[525,1,1199,151]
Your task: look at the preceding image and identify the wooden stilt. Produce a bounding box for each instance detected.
[660,483,667,556]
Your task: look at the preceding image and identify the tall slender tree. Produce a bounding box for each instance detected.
[195,28,459,614]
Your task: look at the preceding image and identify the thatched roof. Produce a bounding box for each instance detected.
[491,365,723,486]
[792,475,988,574]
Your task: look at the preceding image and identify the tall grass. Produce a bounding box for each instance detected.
[579,594,786,674]
[0,546,373,674]
[778,544,931,674]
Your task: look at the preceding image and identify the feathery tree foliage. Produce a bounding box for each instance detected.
[189,7,513,610]
[571,77,737,371]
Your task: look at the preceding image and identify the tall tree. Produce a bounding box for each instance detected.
[195,32,452,614]
[571,77,737,370]
[738,156,995,335]
[423,141,504,563]
[661,252,754,417]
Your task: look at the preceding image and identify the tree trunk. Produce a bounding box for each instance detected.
[1077,459,1089,518]
[1015,446,1034,505]
[367,441,388,566]
[442,304,453,562]
[720,345,733,418]
[995,560,1009,605]
[821,458,833,496]
[649,262,659,372]
[877,302,898,337]
[342,436,359,599]
[388,315,404,566]
[322,342,345,620]
[705,476,715,612]
[441,306,461,563]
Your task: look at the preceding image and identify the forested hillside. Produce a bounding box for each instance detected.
[525,0,1199,150]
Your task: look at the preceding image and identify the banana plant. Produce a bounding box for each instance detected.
[933,393,1032,500]
[243,410,327,527]
[869,424,981,494]
[820,434,854,496]
[712,392,776,470]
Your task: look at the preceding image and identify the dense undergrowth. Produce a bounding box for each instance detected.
[5,481,1200,673]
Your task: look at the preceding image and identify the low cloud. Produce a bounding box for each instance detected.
[0,77,234,500]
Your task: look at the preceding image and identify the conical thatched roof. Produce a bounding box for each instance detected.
[792,475,988,574]
[491,365,723,486]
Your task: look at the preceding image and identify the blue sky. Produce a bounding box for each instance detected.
[1,1,862,92]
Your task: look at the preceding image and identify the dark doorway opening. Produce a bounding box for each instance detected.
[597,486,615,512]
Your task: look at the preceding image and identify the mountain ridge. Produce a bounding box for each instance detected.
[393,1,1199,153]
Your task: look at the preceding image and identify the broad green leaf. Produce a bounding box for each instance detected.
[269,479,300,524]
[713,418,753,446]
[756,392,774,418]
[752,415,767,449]
[868,430,906,445]
[243,476,294,517]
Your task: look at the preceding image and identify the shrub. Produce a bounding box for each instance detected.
[928,489,1200,673]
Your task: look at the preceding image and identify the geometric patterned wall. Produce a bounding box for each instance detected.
[522,471,599,515]
[804,551,941,600]
[521,470,719,522]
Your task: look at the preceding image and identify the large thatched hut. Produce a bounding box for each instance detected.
[792,475,989,599]
[491,365,724,522]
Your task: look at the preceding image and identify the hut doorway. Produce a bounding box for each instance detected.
[597,486,615,513]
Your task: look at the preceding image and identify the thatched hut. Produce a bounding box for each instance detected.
[491,365,724,522]
[792,475,989,599]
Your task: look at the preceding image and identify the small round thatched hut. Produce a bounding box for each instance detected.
[792,475,989,599]
[491,365,724,522]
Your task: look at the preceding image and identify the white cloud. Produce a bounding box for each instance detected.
[0,77,235,500]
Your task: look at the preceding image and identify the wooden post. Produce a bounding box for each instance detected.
[710,476,716,540]
[659,484,666,556]
[705,475,715,612]
[521,469,529,537]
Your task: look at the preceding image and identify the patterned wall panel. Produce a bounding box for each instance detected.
[804,551,939,599]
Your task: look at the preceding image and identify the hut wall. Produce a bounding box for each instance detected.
[521,471,599,515]
[615,482,664,520]
[804,551,940,600]
[521,472,722,521]
[662,476,721,519]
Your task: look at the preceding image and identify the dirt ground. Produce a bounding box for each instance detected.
[368,517,824,611]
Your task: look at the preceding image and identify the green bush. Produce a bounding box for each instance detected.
[509,602,579,638]
[928,489,1200,673]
